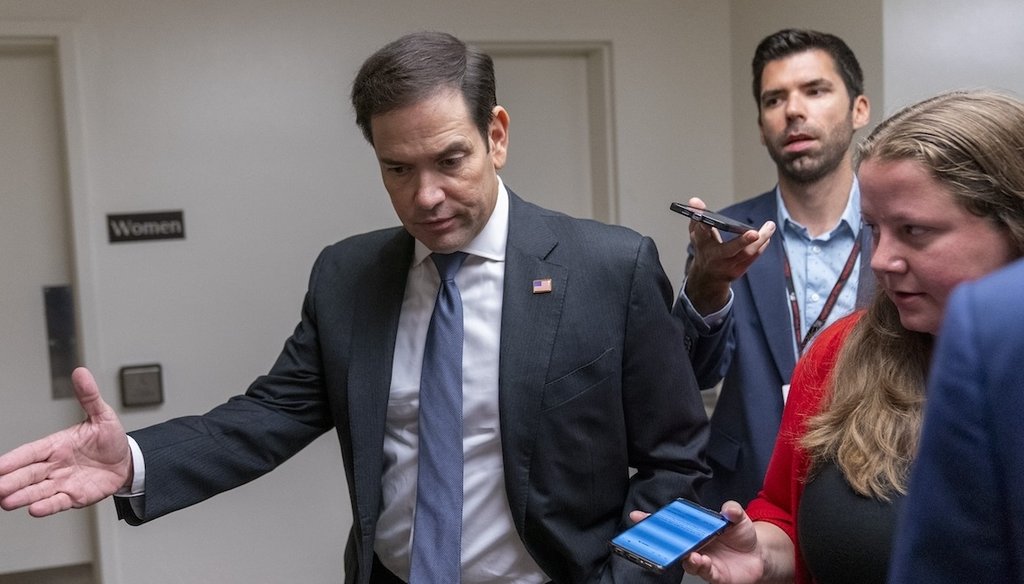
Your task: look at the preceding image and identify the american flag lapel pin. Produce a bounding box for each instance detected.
[532,278,553,294]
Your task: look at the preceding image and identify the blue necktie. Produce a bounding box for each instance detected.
[410,252,468,584]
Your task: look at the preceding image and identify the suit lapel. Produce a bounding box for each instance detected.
[740,196,798,382]
[347,230,413,540]
[497,193,567,530]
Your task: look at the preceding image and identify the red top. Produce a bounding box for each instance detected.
[745,311,864,584]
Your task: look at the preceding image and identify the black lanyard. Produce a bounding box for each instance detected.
[781,235,861,355]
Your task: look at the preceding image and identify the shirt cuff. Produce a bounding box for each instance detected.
[114,434,146,496]
[678,278,734,332]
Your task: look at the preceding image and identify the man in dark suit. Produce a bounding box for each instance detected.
[673,29,873,510]
[889,258,1024,584]
[0,32,709,583]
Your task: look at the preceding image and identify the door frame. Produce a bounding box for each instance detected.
[476,40,619,224]
[0,20,115,584]
[0,21,96,368]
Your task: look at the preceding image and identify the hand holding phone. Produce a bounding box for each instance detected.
[611,498,730,573]
[670,202,754,235]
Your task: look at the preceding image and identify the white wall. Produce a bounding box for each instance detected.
[883,0,1024,115]
[0,1,731,582]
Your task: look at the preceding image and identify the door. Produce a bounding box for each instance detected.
[486,42,617,223]
[0,39,92,579]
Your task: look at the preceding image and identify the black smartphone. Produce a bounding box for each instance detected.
[670,202,755,234]
[610,498,729,573]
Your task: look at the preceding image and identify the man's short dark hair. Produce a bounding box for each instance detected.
[751,29,864,109]
[350,31,497,145]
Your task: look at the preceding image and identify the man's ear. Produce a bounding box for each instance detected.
[489,106,510,170]
[852,94,870,131]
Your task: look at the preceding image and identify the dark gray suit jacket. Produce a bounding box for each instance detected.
[117,191,710,583]
[674,190,873,510]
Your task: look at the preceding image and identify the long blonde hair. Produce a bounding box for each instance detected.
[801,90,1024,499]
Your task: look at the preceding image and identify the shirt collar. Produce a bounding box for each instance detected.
[413,176,509,266]
[775,176,862,239]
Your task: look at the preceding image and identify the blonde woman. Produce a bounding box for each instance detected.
[678,89,1024,584]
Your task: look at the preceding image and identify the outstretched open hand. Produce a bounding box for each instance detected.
[0,367,132,517]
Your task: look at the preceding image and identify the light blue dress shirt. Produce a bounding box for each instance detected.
[775,179,861,357]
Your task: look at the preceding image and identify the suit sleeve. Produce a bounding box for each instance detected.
[118,249,337,524]
[672,244,737,390]
[889,286,1009,582]
[623,237,711,496]
[605,236,712,583]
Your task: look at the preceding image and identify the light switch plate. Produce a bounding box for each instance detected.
[120,364,163,407]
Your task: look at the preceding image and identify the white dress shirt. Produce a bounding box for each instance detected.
[374,179,548,583]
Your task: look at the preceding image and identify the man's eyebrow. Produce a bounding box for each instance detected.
[761,77,836,102]
[377,155,407,166]
[378,141,472,167]
[436,139,473,159]
[801,77,834,90]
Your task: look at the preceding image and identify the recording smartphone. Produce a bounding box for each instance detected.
[610,498,729,573]
[670,202,755,234]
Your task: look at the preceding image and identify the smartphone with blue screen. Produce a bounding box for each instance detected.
[610,498,730,572]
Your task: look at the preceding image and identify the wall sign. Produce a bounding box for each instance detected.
[107,210,185,243]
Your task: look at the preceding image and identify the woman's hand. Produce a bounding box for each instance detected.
[630,500,794,584]
[682,501,765,583]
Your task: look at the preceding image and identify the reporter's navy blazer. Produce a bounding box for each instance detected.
[118,191,711,584]
[675,190,873,509]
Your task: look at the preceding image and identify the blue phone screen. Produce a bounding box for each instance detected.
[611,499,728,569]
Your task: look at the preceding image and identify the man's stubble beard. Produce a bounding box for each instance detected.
[768,116,855,186]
